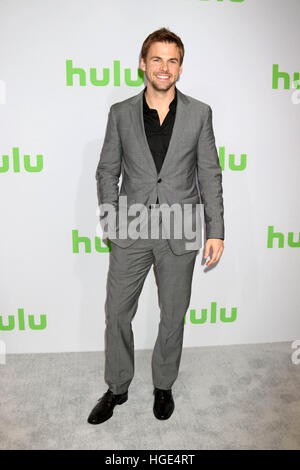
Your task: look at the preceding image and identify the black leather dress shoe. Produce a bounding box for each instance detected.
[153,387,175,420]
[87,389,128,424]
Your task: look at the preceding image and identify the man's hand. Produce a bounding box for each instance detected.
[203,238,224,267]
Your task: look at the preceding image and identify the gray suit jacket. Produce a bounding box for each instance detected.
[96,87,224,255]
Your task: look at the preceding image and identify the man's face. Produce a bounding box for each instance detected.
[140,41,182,92]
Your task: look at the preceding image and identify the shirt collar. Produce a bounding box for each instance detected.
[143,86,177,113]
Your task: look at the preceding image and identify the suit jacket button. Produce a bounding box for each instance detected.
[157,178,162,183]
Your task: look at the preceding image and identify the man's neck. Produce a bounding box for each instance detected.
[144,85,176,110]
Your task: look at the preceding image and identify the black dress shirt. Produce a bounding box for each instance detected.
[143,86,177,204]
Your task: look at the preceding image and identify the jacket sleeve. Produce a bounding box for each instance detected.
[196,105,224,240]
[95,105,122,212]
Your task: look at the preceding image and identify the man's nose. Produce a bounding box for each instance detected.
[160,64,169,72]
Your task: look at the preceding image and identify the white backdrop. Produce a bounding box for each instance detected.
[1,0,299,354]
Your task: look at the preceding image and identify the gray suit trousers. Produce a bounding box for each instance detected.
[104,210,198,394]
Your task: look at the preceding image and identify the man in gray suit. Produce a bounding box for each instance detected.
[88,28,224,424]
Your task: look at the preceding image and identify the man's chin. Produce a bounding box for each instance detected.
[151,81,176,92]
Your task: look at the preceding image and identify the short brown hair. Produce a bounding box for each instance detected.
[140,27,185,66]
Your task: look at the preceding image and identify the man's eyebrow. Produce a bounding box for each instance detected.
[150,56,179,61]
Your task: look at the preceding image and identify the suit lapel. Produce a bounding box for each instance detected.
[130,87,190,177]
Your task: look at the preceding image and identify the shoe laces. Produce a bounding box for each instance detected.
[98,389,114,405]
[155,389,171,400]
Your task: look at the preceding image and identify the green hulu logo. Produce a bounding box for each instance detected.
[267,226,300,248]
[72,230,111,253]
[272,64,300,90]
[0,147,43,173]
[218,146,247,171]
[185,302,237,324]
[66,60,144,87]
[0,308,47,331]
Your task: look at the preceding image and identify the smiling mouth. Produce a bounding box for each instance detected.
[156,75,170,80]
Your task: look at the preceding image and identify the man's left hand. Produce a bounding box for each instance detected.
[203,238,224,267]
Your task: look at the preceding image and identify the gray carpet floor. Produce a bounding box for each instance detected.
[0,341,299,450]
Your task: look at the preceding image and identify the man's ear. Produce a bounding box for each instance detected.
[140,58,145,72]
